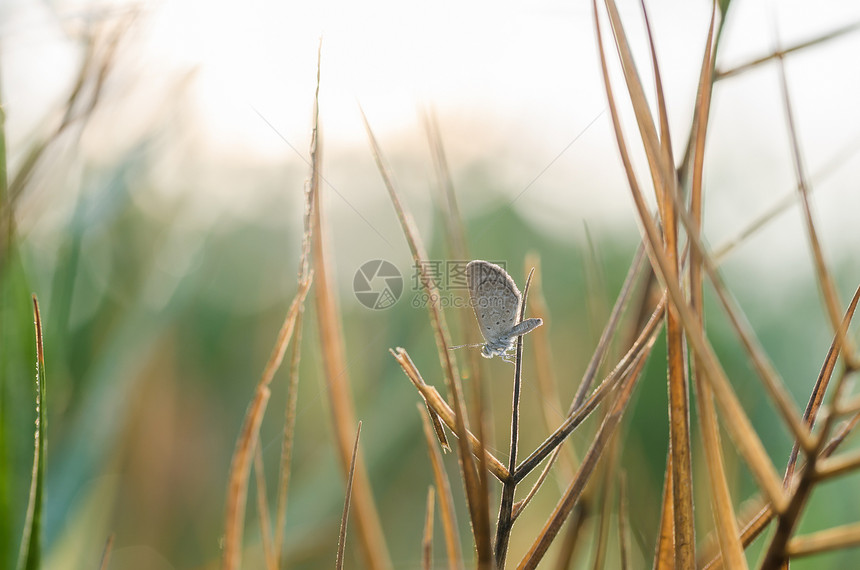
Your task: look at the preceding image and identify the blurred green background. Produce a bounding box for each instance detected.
[3,1,860,568]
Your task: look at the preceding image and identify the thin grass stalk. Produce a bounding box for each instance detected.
[97,534,114,570]
[638,0,695,556]
[601,0,663,195]
[424,110,478,451]
[713,135,860,263]
[494,269,536,567]
[418,403,465,570]
[757,288,860,567]
[423,486,436,570]
[515,292,667,481]
[594,0,789,512]
[700,411,860,569]
[424,119,493,528]
[18,295,46,570]
[775,46,857,364]
[274,308,304,564]
[687,4,747,568]
[253,445,276,570]
[221,278,312,570]
[785,284,860,483]
[518,346,652,569]
[394,348,509,480]
[362,113,490,563]
[274,45,320,565]
[273,71,315,558]
[715,21,860,80]
[336,422,362,570]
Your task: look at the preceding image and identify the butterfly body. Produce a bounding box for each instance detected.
[466,260,543,360]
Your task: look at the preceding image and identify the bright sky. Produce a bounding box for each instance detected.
[4,0,860,285]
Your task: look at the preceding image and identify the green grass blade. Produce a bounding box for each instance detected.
[17,296,46,570]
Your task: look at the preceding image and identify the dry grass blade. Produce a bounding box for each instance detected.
[594,0,789,513]
[601,0,662,188]
[637,0,695,563]
[394,348,509,480]
[715,21,860,81]
[785,284,860,483]
[775,42,857,365]
[423,486,435,570]
[517,346,651,569]
[336,422,363,570]
[418,403,465,570]
[98,534,114,570]
[274,308,305,564]
[700,410,860,569]
[275,45,319,563]
[688,5,747,568]
[221,277,313,570]
[785,522,860,557]
[362,112,491,562]
[666,174,814,451]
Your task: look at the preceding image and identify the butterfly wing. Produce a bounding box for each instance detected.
[466,260,522,350]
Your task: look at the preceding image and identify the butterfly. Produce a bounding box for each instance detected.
[462,260,543,361]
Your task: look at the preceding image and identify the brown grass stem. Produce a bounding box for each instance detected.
[336,422,362,570]
[595,0,789,512]
[394,349,509,481]
[515,293,666,481]
[715,21,860,81]
[775,43,858,365]
[494,269,535,567]
[688,5,747,567]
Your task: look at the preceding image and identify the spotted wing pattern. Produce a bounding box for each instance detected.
[466,260,523,354]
